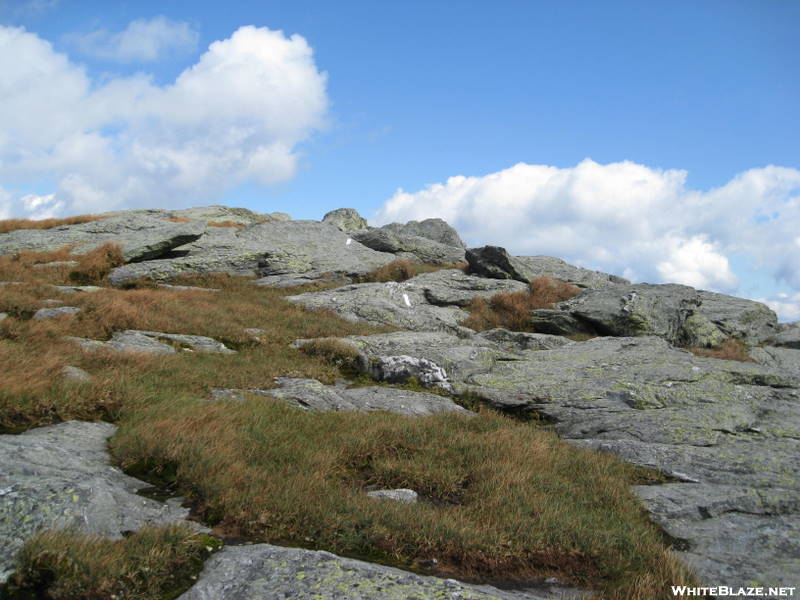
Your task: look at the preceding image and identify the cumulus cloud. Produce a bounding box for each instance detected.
[756,293,800,322]
[66,16,198,62]
[0,24,328,215]
[375,159,800,317]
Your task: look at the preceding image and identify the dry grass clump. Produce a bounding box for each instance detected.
[112,400,696,596]
[464,276,582,332]
[0,274,391,431]
[0,214,104,235]
[360,259,467,283]
[298,338,364,373]
[167,217,191,223]
[4,524,219,600]
[68,243,125,285]
[686,338,754,363]
[207,220,246,230]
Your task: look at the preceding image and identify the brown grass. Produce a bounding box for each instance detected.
[4,524,219,600]
[207,220,246,230]
[686,338,754,363]
[464,276,582,332]
[68,243,125,285]
[0,214,104,234]
[167,217,191,223]
[359,259,468,283]
[113,400,697,595]
[0,265,696,596]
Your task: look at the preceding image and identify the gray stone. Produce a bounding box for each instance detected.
[535,283,778,346]
[178,543,579,600]
[41,299,64,306]
[287,269,529,333]
[0,421,198,584]
[351,228,466,264]
[768,321,800,349]
[366,489,419,503]
[369,356,453,392]
[306,330,800,585]
[321,207,368,232]
[66,330,235,355]
[32,306,81,320]
[61,365,91,382]
[0,313,7,322]
[211,377,470,417]
[382,218,466,248]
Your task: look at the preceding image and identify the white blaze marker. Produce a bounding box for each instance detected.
[346,238,352,246]
[403,293,411,307]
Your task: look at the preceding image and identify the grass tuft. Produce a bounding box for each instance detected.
[206,221,246,230]
[68,243,125,286]
[463,276,582,332]
[686,338,754,363]
[4,524,219,600]
[0,215,105,235]
[359,260,467,283]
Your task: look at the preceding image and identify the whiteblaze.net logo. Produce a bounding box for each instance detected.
[671,587,796,598]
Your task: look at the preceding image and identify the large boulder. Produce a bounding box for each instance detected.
[381,218,466,248]
[178,544,577,600]
[351,228,466,264]
[767,321,800,349]
[321,207,368,232]
[287,269,528,333]
[465,246,529,282]
[0,421,198,584]
[302,329,800,586]
[531,283,779,346]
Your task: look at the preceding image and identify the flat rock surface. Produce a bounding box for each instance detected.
[351,228,466,264]
[306,330,800,586]
[0,421,196,584]
[178,544,580,600]
[211,377,472,417]
[109,220,396,286]
[287,269,527,332]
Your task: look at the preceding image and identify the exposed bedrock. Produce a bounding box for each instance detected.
[297,329,800,586]
[0,421,200,584]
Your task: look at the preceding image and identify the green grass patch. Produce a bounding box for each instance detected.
[2,524,219,600]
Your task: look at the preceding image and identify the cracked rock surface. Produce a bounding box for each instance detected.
[0,421,199,584]
[66,330,236,355]
[301,329,800,586]
[178,544,581,600]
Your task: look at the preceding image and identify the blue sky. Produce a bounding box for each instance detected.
[1,0,799,319]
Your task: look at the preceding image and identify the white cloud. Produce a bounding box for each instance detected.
[67,16,198,62]
[375,159,800,317]
[0,24,328,215]
[757,293,800,322]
